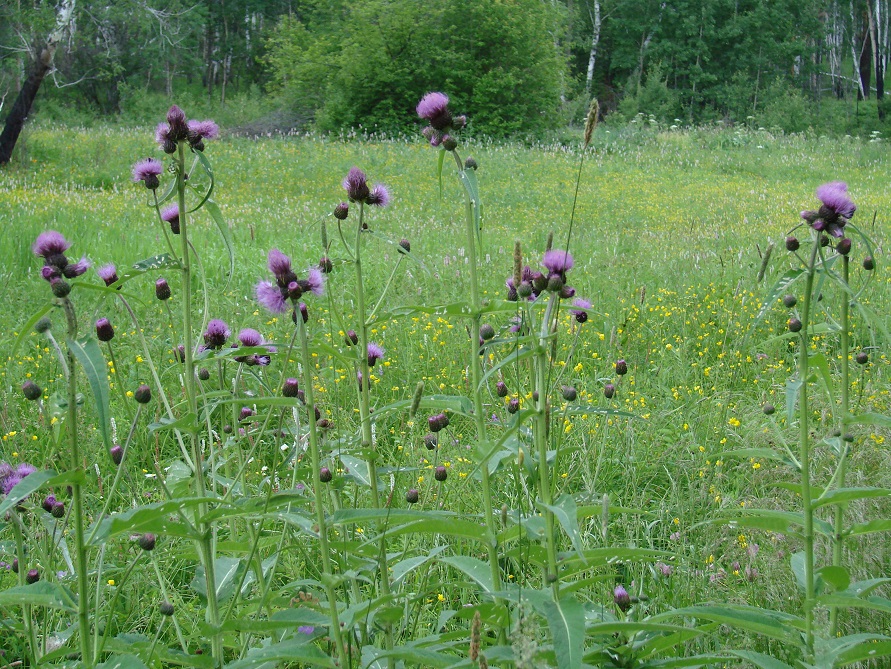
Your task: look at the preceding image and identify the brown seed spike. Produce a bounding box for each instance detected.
[584,98,600,149]
[513,241,522,293]
[470,610,482,661]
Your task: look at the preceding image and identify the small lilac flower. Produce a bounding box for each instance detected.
[268,248,294,281]
[656,562,673,577]
[33,231,71,259]
[304,267,325,297]
[161,204,180,235]
[238,328,263,347]
[570,298,590,323]
[97,264,118,286]
[256,281,287,314]
[367,342,385,367]
[542,249,574,275]
[62,256,91,278]
[366,184,390,208]
[800,181,856,238]
[155,122,175,153]
[203,319,230,349]
[614,585,631,612]
[343,167,371,203]
[298,625,315,635]
[131,158,163,189]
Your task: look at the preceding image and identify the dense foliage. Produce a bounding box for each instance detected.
[1,0,891,135]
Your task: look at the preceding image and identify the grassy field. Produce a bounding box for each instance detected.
[1,120,890,666]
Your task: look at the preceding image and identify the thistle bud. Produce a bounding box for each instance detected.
[614,585,631,612]
[26,569,40,584]
[51,502,65,518]
[137,533,156,551]
[282,378,300,397]
[615,359,628,376]
[111,445,124,465]
[496,381,508,397]
[405,489,419,504]
[35,317,52,334]
[434,465,447,482]
[837,238,852,256]
[96,318,115,342]
[762,403,776,415]
[464,157,478,170]
[782,294,797,308]
[155,278,171,301]
[562,385,577,402]
[480,324,495,341]
[345,330,358,346]
[319,467,332,483]
[424,433,438,450]
[788,317,803,333]
[134,384,152,404]
[507,398,520,414]
[863,255,875,271]
[785,236,800,251]
[855,351,869,365]
[334,202,349,220]
[43,495,57,513]
[604,383,616,399]
[51,279,71,298]
[398,239,411,254]
[442,135,458,151]
[22,380,42,401]
[319,257,333,273]
[198,368,210,381]
[160,601,175,616]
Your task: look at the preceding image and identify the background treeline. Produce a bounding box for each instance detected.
[1,0,890,138]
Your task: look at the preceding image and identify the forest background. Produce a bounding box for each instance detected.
[2,0,891,143]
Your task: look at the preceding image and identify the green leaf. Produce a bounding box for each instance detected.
[204,199,234,291]
[88,498,211,543]
[757,269,804,324]
[808,352,834,403]
[190,151,216,212]
[148,412,199,434]
[436,147,445,198]
[9,302,53,362]
[339,454,372,488]
[223,639,336,668]
[817,594,891,615]
[0,581,76,611]
[813,486,891,509]
[836,639,891,666]
[840,578,891,597]
[68,335,112,452]
[478,346,535,392]
[441,555,496,594]
[458,166,482,249]
[714,509,832,537]
[538,494,584,557]
[847,519,891,537]
[96,654,151,669]
[132,253,180,272]
[848,412,891,429]
[816,632,891,668]
[728,650,796,669]
[391,545,446,586]
[785,378,802,424]
[791,551,810,593]
[853,301,891,344]
[0,469,60,517]
[655,605,803,643]
[221,608,329,633]
[816,565,850,593]
[191,556,244,603]
[541,596,585,669]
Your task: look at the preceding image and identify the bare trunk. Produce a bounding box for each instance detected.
[852,0,867,98]
[828,0,845,97]
[0,0,76,165]
[585,0,602,95]
[868,0,885,118]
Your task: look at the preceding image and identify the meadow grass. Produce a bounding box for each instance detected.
[1,120,889,665]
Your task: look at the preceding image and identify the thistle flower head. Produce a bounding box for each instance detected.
[161,204,180,234]
[33,231,71,258]
[155,277,171,301]
[367,184,391,208]
[256,280,287,314]
[237,328,262,347]
[165,105,189,142]
[131,158,163,189]
[802,181,856,238]
[187,119,219,141]
[305,267,325,296]
[203,319,230,349]
[417,92,450,123]
[267,248,293,282]
[343,167,371,203]
[614,585,631,612]
[542,249,574,275]
[62,256,91,279]
[570,298,591,323]
[97,264,119,286]
[367,342,385,366]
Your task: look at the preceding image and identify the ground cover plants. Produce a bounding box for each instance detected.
[0,105,890,668]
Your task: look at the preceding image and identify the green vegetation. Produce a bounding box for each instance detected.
[0,120,889,666]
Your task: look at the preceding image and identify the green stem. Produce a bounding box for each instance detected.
[175,141,222,665]
[829,254,851,637]
[450,148,504,608]
[61,297,93,668]
[297,315,347,665]
[12,516,38,664]
[798,238,821,658]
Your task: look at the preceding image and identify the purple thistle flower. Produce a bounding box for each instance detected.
[187,119,219,141]
[161,204,180,234]
[96,318,115,342]
[367,184,391,208]
[570,298,591,323]
[15,463,35,478]
[613,585,631,612]
[305,267,325,296]
[298,626,315,635]
[238,328,262,347]
[256,281,288,314]
[63,256,91,278]
[416,92,453,131]
[131,158,163,189]
[267,248,293,281]
[343,167,371,203]
[367,342,385,367]
[32,231,71,258]
[166,105,189,142]
[816,181,856,219]
[155,123,175,153]
[542,249,574,275]
[203,319,230,349]
[97,264,118,286]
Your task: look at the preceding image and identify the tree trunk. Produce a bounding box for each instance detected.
[860,25,872,99]
[868,0,885,118]
[584,0,601,95]
[0,0,76,165]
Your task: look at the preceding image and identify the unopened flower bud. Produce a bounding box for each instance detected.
[319,257,333,273]
[51,279,71,298]
[782,294,797,308]
[464,157,478,170]
[788,317,803,333]
[863,255,875,271]
[51,501,65,518]
[42,495,57,513]
[134,384,152,404]
[480,324,495,340]
[35,317,52,334]
[434,465,447,482]
[319,467,332,483]
[160,601,175,616]
[111,445,123,465]
[137,533,156,551]
[22,380,42,401]
[615,359,628,375]
[398,239,411,254]
[562,385,577,402]
[820,234,830,247]
[155,278,171,301]
[26,569,40,584]
[855,351,869,365]
[837,238,852,255]
[614,585,631,612]
[604,383,616,399]
[198,367,210,381]
[762,403,775,415]
[345,330,358,346]
[239,407,254,421]
[442,135,458,151]
[496,381,508,397]
[785,236,800,251]
[405,489,419,504]
[282,378,300,397]
[507,398,520,414]
[96,318,115,342]
[334,202,349,220]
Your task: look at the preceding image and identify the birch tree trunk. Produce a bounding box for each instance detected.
[0,0,76,165]
[585,0,602,95]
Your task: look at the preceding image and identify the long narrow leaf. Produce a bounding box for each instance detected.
[67,336,112,452]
